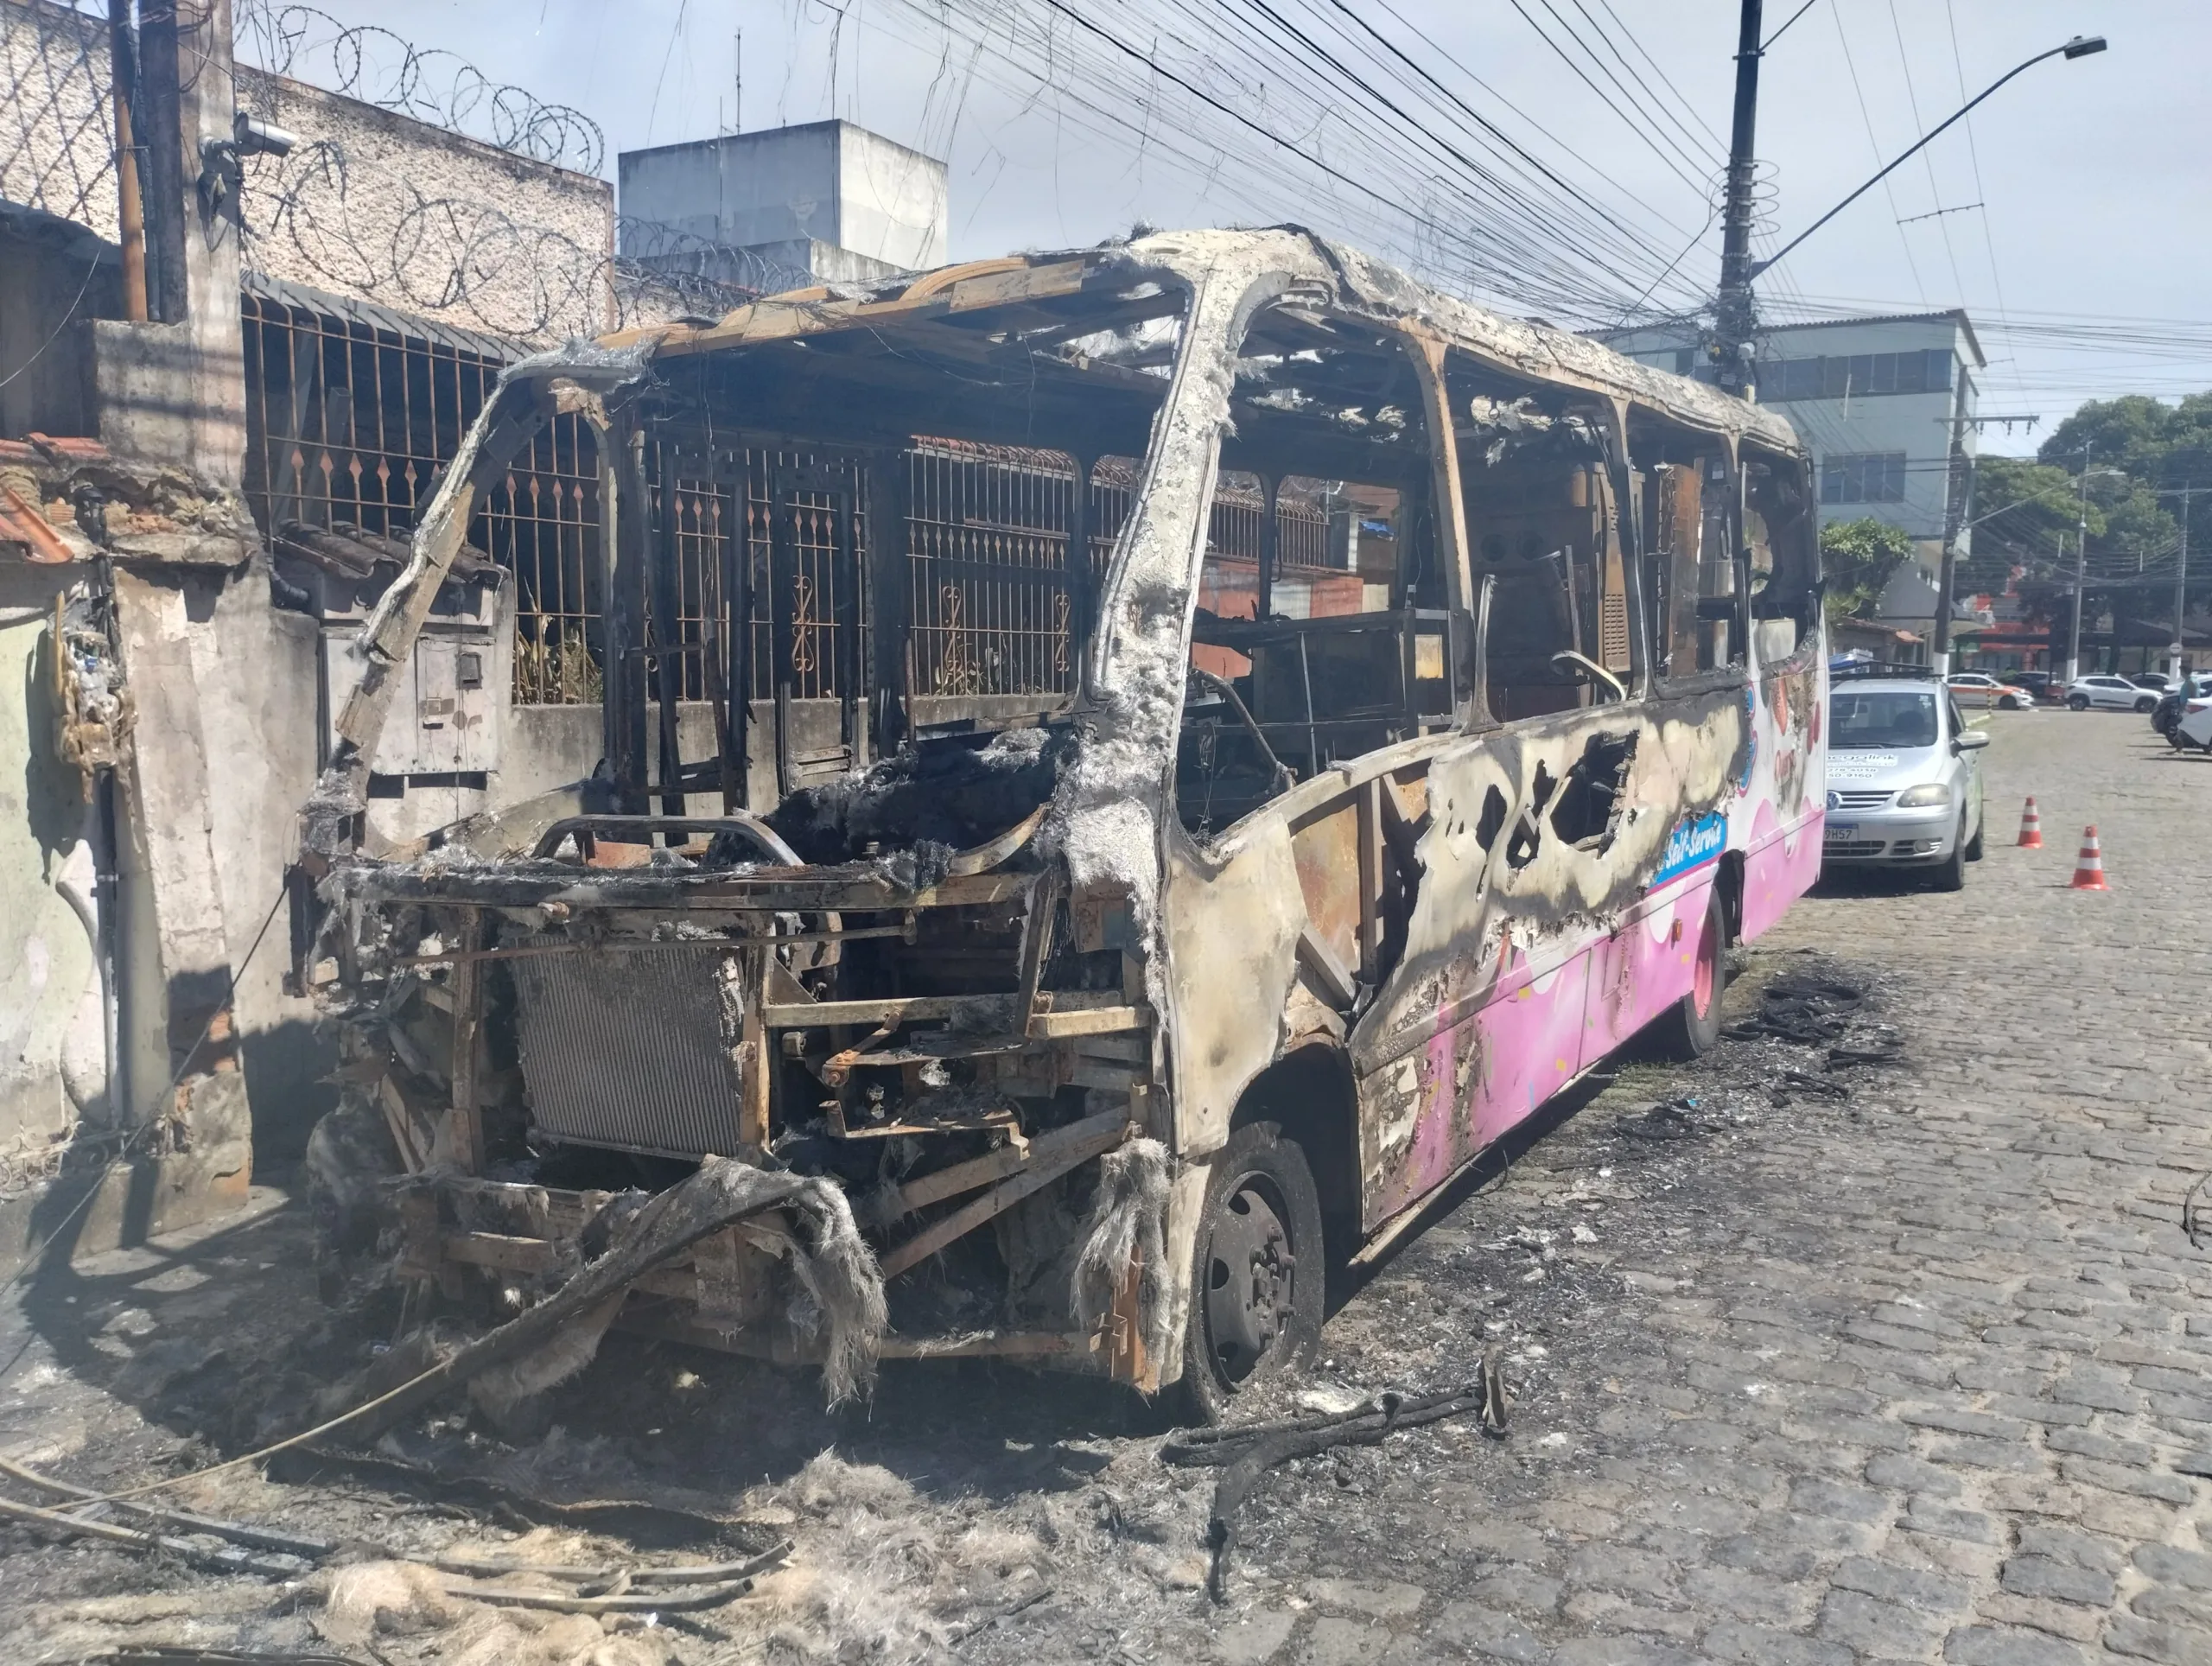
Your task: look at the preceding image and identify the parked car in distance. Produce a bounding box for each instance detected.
[2068,674,2160,713]
[1945,671,2037,711]
[2004,671,2062,703]
[2126,673,2178,692]
[1826,675,1988,891]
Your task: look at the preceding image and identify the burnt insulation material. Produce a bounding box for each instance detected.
[760,727,1074,865]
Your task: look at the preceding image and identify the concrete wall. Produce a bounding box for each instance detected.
[0,0,117,242]
[194,561,327,1157]
[839,124,947,270]
[620,121,945,277]
[233,69,613,342]
[0,213,121,441]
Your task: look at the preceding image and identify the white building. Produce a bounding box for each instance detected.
[620,120,949,288]
[1602,311,1987,647]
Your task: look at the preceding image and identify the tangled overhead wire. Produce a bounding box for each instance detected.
[236,1,603,175]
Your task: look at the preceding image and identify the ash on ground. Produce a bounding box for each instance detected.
[0,946,1897,1664]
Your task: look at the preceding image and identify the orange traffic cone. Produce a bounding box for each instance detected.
[2069,826,2108,891]
[2017,797,2044,849]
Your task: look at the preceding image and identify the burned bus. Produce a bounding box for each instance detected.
[294,228,1824,1417]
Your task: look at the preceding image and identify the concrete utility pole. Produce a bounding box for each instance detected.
[1932,435,1973,679]
[1930,410,2039,678]
[2158,483,2196,682]
[109,0,149,320]
[2065,446,2093,684]
[1711,0,1764,397]
[1721,31,2104,404]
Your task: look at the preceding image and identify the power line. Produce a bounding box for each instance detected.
[1884,1,1971,311]
[1504,0,1713,196]
[1307,0,1705,297]
[1829,2,1926,303]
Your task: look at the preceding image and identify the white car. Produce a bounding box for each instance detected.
[2067,674,2159,713]
[1944,672,2037,711]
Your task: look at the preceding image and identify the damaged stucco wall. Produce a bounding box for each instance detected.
[0,566,106,1169]
[194,561,328,1154]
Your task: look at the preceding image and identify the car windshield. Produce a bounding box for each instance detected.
[1830,689,1939,749]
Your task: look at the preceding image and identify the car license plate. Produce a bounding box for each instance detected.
[1825,823,1859,841]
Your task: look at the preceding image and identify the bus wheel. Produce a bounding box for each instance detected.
[1656,887,1727,1059]
[1179,1122,1324,1423]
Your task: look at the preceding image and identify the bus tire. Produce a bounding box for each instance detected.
[1175,1121,1325,1424]
[1655,886,1727,1060]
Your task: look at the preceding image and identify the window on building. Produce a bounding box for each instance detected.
[1821,453,1907,505]
[1762,348,1955,403]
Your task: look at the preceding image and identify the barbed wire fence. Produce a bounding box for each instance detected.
[1,1,820,346]
[239,136,818,340]
[234,1,602,175]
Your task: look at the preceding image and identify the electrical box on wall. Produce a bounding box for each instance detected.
[270,520,512,783]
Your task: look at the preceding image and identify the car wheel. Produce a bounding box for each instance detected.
[2067,694,2090,711]
[2136,696,2158,714]
[1655,886,1728,1060]
[1999,696,2019,711]
[1176,1121,1325,1423]
[1965,813,1985,861]
[1933,815,1967,892]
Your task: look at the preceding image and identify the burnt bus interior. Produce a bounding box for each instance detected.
[329,258,1816,1357]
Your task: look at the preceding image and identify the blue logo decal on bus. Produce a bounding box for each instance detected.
[1653,809,1728,887]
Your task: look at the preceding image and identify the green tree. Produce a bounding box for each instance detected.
[1965,452,2175,589]
[2040,394,2175,480]
[1963,455,2105,588]
[1820,517,1914,619]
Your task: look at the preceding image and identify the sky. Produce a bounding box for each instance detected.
[296,1,2211,458]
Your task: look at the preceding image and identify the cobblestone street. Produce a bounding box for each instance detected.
[1190,709,2212,1666]
[5,709,2209,1666]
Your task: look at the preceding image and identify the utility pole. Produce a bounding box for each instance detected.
[109,0,148,321]
[2157,483,2196,682]
[1932,434,1973,679]
[1930,410,2038,678]
[2065,444,2093,684]
[1712,0,1764,397]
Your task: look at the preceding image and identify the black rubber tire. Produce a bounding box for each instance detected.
[1964,813,1985,862]
[1999,696,2019,711]
[2136,696,2158,714]
[2068,694,2090,711]
[1934,815,1968,891]
[1176,1121,1325,1424]
[1654,884,1727,1060]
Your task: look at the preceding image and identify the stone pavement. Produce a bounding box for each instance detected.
[1198,709,2212,1665]
[3,708,2208,1666]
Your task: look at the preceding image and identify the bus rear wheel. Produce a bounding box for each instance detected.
[1656,886,1727,1059]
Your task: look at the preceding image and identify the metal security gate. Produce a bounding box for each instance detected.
[769,462,863,792]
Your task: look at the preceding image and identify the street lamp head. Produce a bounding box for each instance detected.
[2062,35,2108,60]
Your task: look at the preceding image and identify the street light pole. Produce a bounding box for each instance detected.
[1745,35,2107,293]
[1709,31,2104,397]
